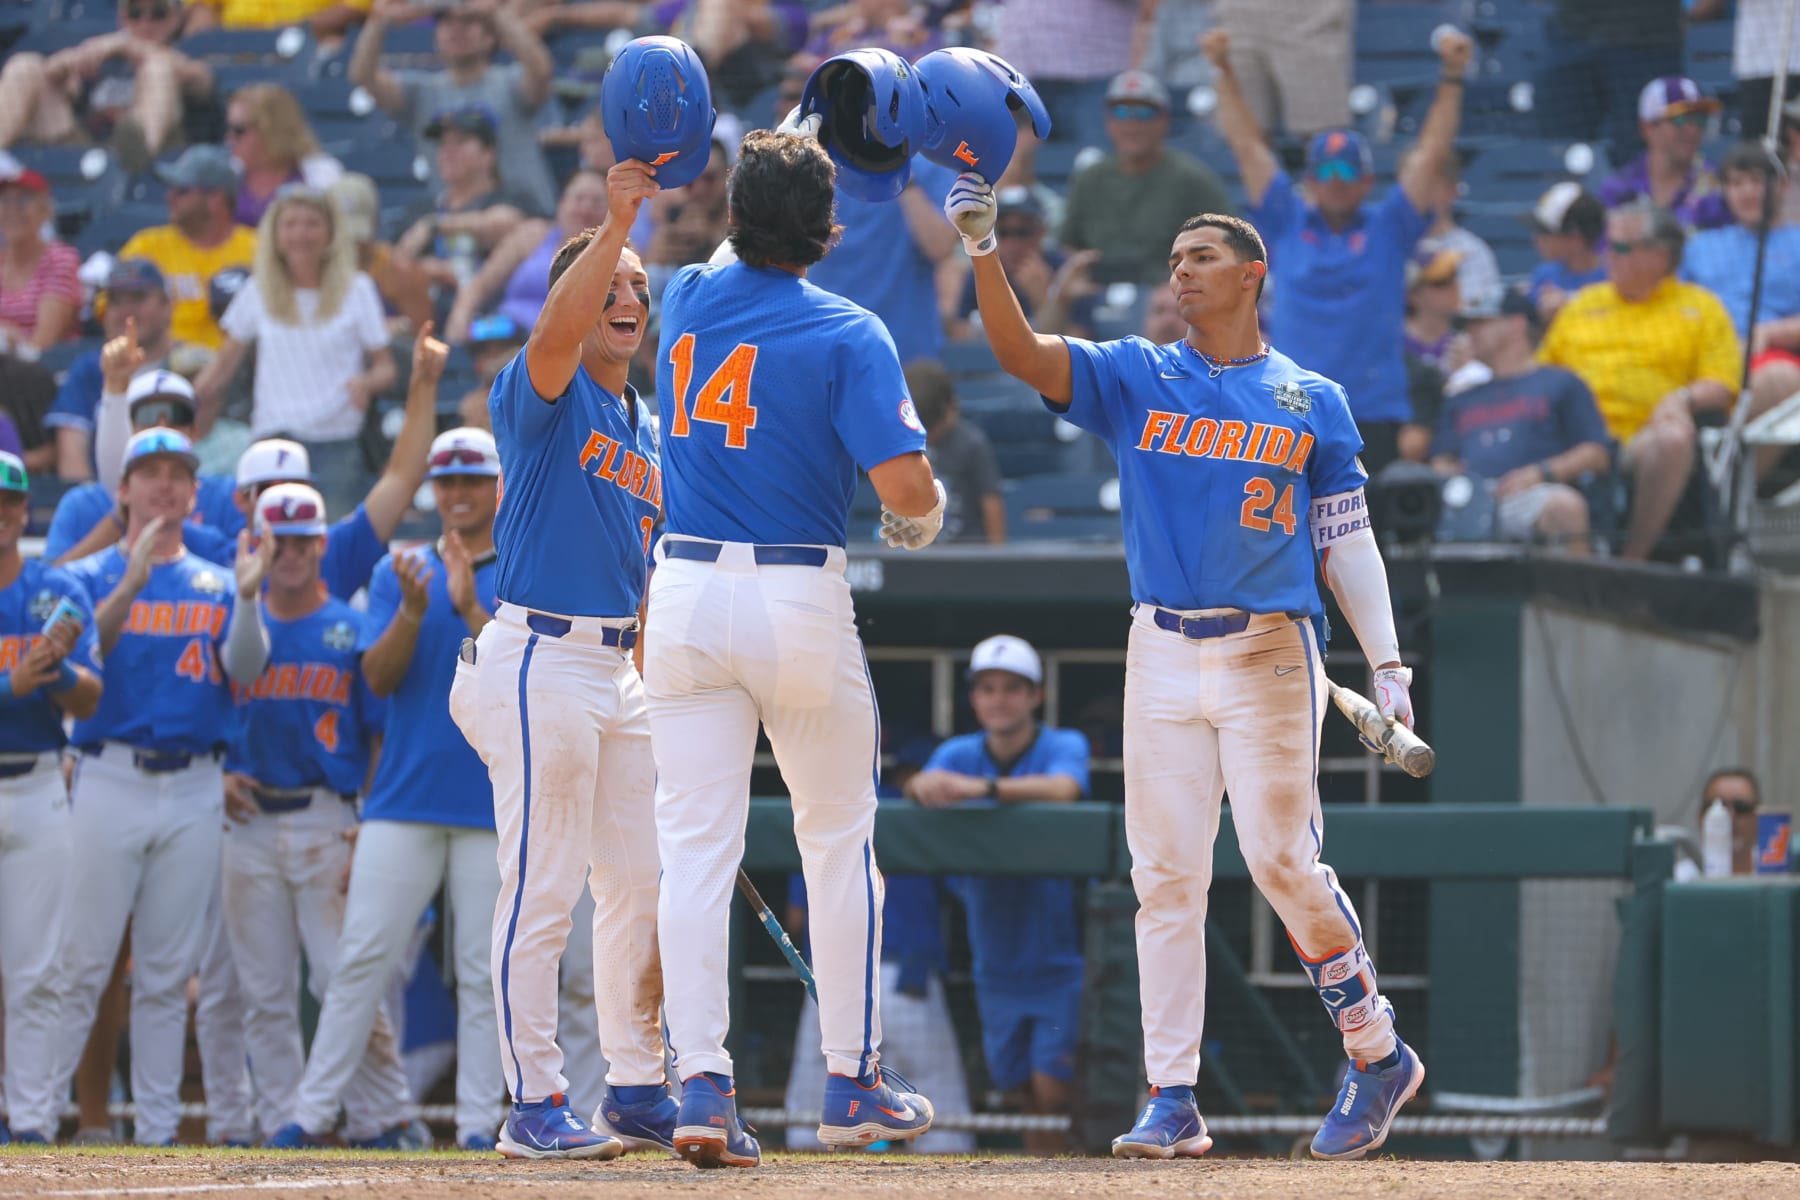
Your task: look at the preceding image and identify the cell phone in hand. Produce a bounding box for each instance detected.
[41,596,85,638]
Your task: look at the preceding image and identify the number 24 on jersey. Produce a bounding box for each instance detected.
[667,334,759,449]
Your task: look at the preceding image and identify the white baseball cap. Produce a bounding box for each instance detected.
[236,438,313,489]
[126,368,197,411]
[255,482,328,537]
[428,427,500,478]
[968,634,1042,684]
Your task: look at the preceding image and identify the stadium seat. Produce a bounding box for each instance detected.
[179,26,308,62]
[25,473,73,538]
[1355,4,1452,87]
[1003,473,1122,542]
[8,18,111,55]
[939,339,1000,377]
[1456,202,1540,278]
[1684,18,1736,92]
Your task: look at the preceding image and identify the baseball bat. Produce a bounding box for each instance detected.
[1329,681,1436,778]
[736,869,818,1002]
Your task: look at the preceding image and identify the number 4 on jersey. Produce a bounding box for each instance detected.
[668,334,759,448]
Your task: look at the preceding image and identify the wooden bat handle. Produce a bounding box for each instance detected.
[1329,682,1437,779]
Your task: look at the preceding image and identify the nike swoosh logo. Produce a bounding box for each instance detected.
[876,1102,916,1120]
[1159,370,1183,379]
[1274,665,1301,676]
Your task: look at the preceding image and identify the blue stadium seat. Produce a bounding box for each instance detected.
[939,339,999,377]
[1003,473,1121,542]
[1684,18,1736,92]
[8,18,111,55]
[1457,202,1539,278]
[26,474,74,538]
[36,337,98,380]
[336,143,428,192]
[179,27,308,62]
[1460,137,1606,205]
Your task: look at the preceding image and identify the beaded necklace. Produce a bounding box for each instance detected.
[1184,340,1271,379]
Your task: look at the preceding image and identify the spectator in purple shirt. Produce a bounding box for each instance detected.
[0,410,21,459]
[1597,77,1731,231]
[1402,244,1463,375]
[1434,288,1612,555]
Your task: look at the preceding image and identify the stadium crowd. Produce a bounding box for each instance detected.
[0,0,1786,1149]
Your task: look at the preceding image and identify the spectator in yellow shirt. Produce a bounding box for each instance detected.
[118,144,258,350]
[1539,200,1741,561]
[184,0,368,37]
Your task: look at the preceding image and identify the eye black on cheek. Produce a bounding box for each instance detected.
[604,291,617,310]
[633,287,651,309]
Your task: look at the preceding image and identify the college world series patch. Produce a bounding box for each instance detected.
[1273,382,1312,416]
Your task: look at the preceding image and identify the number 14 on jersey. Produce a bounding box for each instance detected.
[668,334,759,449]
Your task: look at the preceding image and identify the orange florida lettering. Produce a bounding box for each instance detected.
[233,662,353,704]
[578,428,662,510]
[1134,410,1315,471]
[0,634,43,670]
[128,600,227,637]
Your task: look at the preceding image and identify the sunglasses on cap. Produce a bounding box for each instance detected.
[1661,111,1708,128]
[1313,160,1363,183]
[131,398,196,430]
[130,427,192,455]
[261,495,325,527]
[1108,103,1161,122]
[0,458,26,494]
[430,446,493,470]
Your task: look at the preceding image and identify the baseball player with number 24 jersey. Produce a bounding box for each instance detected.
[951,187,1422,1161]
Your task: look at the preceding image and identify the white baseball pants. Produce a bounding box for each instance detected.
[57,747,224,1145]
[0,758,72,1139]
[645,539,885,1082]
[453,605,665,1106]
[1123,608,1397,1087]
[221,792,414,1139]
[195,882,257,1144]
[293,818,504,1144]
[784,962,975,1153]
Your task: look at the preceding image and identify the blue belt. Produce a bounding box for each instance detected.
[525,612,637,649]
[253,786,355,814]
[79,743,223,774]
[1152,609,1253,640]
[664,540,829,568]
[0,757,41,780]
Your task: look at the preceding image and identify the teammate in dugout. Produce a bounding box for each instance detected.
[53,428,267,1147]
[221,481,424,1149]
[906,634,1089,1156]
[950,188,1424,1159]
[647,123,948,1167]
[271,424,509,1153]
[448,156,668,1157]
[0,450,102,1146]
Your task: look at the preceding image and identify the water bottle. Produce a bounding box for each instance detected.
[446,232,478,288]
[1703,799,1733,878]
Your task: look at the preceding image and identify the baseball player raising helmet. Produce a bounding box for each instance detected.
[450,65,672,1155]
[646,123,947,1169]
[952,184,1422,1159]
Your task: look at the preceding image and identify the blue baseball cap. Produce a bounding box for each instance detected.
[122,427,200,476]
[1306,129,1373,182]
[469,313,527,347]
[106,258,167,295]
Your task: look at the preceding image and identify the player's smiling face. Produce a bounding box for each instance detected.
[592,249,651,365]
[267,534,324,589]
[1167,226,1262,324]
[432,474,498,537]
[120,456,197,525]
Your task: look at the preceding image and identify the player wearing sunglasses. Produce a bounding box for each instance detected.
[1596,76,1731,232]
[1201,25,1470,474]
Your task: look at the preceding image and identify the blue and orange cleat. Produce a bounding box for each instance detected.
[1310,1038,1425,1160]
[1111,1085,1213,1159]
[591,1084,679,1154]
[498,1093,623,1161]
[817,1065,934,1147]
[672,1073,760,1169]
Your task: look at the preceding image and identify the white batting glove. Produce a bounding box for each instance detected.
[879,479,948,550]
[1372,666,1414,731]
[945,173,997,256]
[776,104,823,141]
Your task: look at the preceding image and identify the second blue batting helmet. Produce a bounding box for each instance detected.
[600,35,718,189]
[914,47,1052,183]
[800,47,926,203]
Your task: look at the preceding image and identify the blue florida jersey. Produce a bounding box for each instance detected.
[489,353,659,617]
[1054,339,1367,616]
[360,545,497,829]
[0,560,99,753]
[933,727,1091,992]
[227,597,378,794]
[64,547,236,753]
[180,505,387,603]
[655,262,927,547]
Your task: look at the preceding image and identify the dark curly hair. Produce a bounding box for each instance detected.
[727,130,841,269]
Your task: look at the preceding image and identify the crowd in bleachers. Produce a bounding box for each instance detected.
[1,0,1793,562]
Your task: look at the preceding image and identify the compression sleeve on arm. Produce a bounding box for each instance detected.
[1313,488,1401,669]
[220,599,271,685]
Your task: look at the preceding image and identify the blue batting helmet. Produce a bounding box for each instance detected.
[800,47,926,203]
[914,48,1052,184]
[600,36,717,189]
